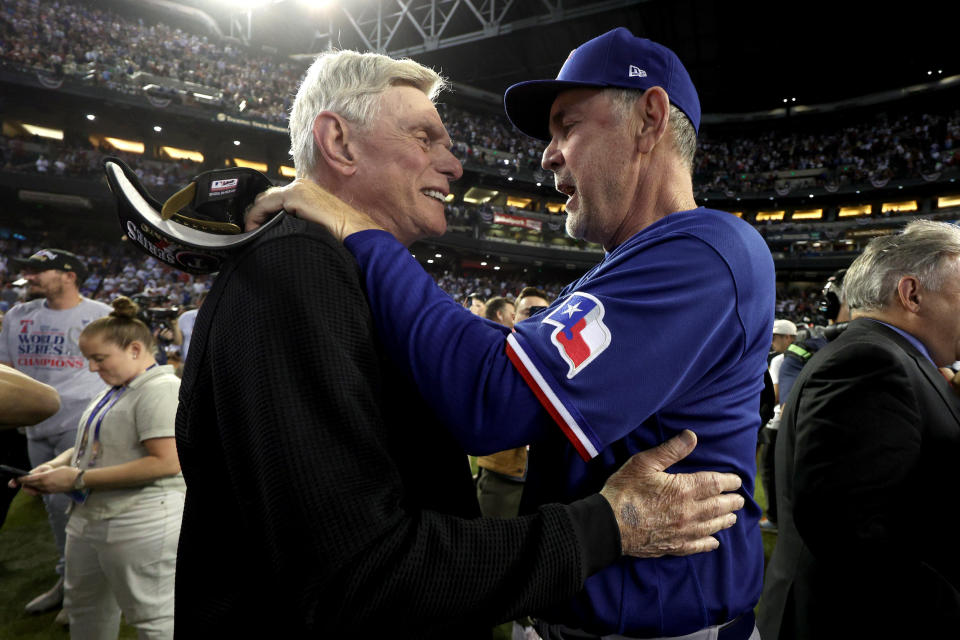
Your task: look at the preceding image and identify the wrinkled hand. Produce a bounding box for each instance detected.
[244,178,383,241]
[600,429,744,557]
[18,466,80,495]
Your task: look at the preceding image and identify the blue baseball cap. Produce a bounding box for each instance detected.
[504,27,701,142]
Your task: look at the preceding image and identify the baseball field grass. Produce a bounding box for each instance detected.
[0,466,775,640]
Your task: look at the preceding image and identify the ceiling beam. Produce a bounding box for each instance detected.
[306,0,643,56]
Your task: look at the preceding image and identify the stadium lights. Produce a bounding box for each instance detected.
[105,137,145,154]
[426,259,434,264]
[493,266,501,271]
[225,0,275,9]
[233,158,268,172]
[882,201,917,213]
[480,261,488,266]
[161,146,204,162]
[86,114,96,121]
[21,123,63,140]
[233,140,241,146]
[938,196,960,208]
[536,182,542,187]
[435,253,442,258]
[298,0,335,9]
[508,177,514,181]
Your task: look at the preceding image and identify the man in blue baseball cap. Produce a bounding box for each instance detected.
[248,28,773,639]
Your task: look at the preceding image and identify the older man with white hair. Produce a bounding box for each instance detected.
[176,48,745,639]
[250,25,775,638]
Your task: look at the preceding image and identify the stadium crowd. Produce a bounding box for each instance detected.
[2,0,959,198]
[0,235,572,319]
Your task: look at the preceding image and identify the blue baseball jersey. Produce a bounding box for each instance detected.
[342,206,774,636]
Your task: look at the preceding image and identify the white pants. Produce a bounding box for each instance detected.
[64,491,184,640]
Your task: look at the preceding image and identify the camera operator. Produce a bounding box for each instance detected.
[131,292,182,365]
[778,270,849,405]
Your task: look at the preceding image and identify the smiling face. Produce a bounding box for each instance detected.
[541,88,637,248]
[348,85,463,246]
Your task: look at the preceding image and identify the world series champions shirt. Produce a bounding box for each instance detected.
[0,297,110,439]
[342,206,775,636]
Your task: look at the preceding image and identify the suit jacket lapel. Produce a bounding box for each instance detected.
[856,319,960,426]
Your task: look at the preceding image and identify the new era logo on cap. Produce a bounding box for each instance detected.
[504,27,701,141]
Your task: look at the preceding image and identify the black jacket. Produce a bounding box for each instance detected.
[758,318,960,639]
[174,217,618,638]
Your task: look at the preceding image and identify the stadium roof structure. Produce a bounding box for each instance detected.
[155,0,954,114]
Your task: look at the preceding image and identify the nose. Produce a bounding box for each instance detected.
[542,137,563,172]
[436,146,463,181]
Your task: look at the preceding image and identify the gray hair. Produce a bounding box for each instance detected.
[288,50,448,179]
[844,220,960,312]
[607,88,698,174]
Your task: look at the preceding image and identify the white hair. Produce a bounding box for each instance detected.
[844,220,960,312]
[288,50,447,179]
[607,88,698,174]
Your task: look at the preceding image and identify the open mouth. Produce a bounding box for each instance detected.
[422,189,446,203]
[556,182,576,199]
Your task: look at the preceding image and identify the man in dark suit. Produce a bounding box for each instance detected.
[758,219,960,639]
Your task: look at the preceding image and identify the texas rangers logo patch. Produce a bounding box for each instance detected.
[542,292,611,378]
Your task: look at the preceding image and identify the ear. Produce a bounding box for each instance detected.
[128,340,144,360]
[895,276,922,313]
[312,111,358,177]
[635,86,671,155]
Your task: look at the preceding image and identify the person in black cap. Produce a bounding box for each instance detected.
[248,28,773,639]
[0,248,111,619]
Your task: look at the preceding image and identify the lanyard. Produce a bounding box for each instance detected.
[75,385,126,468]
[74,364,157,468]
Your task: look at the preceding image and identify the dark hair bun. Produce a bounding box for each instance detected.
[110,296,141,320]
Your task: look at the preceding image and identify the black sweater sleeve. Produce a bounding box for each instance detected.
[174,220,620,638]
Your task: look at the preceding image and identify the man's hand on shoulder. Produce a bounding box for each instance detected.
[244,178,383,241]
[600,430,743,557]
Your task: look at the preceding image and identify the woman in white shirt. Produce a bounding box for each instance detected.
[14,296,184,639]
